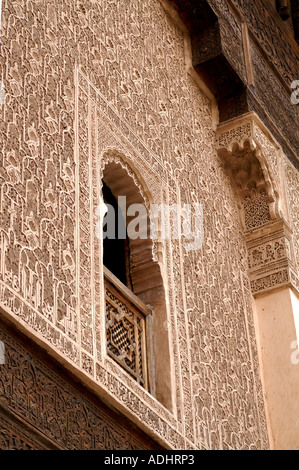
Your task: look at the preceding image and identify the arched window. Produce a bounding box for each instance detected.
[101,157,173,411]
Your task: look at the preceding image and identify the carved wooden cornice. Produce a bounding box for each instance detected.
[167,0,299,165]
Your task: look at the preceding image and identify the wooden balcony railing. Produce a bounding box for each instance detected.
[104,267,151,390]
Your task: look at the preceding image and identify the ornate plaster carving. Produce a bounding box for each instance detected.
[0,0,271,450]
[245,219,297,296]
[216,113,299,297]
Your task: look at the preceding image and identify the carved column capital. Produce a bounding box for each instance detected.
[216,112,281,216]
[216,112,299,297]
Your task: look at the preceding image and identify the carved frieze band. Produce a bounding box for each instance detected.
[216,113,299,297]
[245,219,298,297]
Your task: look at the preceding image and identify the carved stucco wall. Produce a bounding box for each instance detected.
[3,0,298,449]
[285,161,299,268]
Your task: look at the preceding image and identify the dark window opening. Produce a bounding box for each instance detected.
[102,180,133,291]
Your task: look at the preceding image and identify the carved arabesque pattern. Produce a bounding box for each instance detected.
[0,0,271,450]
[244,192,271,230]
[285,163,299,269]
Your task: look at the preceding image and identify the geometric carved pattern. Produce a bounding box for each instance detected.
[105,271,150,390]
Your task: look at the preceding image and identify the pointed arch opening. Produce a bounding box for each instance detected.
[100,155,174,412]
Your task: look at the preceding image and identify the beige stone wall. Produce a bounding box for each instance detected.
[1,0,293,449]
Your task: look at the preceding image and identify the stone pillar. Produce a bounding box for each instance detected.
[253,288,299,449]
[246,219,299,449]
[216,112,299,449]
